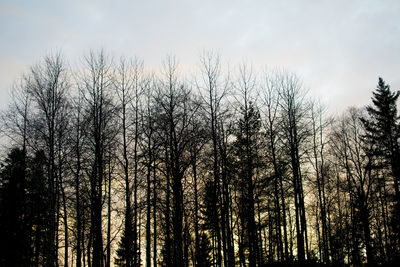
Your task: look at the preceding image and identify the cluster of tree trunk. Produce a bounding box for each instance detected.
[0,51,399,267]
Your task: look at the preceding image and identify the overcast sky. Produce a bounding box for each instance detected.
[1,0,399,114]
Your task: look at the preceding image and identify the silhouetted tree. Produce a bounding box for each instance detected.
[0,148,30,266]
[232,64,261,266]
[331,108,376,265]
[3,50,400,267]
[79,50,115,267]
[113,57,144,267]
[68,90,87,267]
[309,101,331,264]
[26,53,70,266]
[156,56,201,266]
[197,51,233,267]
[261,71,289,262]
[278,72,310,265]
[361,78,400,259]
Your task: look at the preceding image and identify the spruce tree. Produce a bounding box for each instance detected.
[233,102,262,266]
[0,148,30,266]
[361,77,400,258]
[115,226,135,267]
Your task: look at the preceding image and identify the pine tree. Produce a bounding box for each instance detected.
[361,77,400,259]
[29,150,51,266]
[233,102,262,266]
[115,225,135,267]
[0,148,30,266]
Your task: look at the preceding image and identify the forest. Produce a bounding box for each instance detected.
[0,51,399,267]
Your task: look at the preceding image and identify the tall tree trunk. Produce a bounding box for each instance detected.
[290,142,305,264]
[219,123,235,267]
[211,107,222,267]
[146,133,152,267]
[360,194,374,265]
[133,88,139,266]
[192,147,200,267]
[153,162,157,267]
[106,157,112,267]
[165,146,172,267]
[61,182,69,267]
[76,151,82,267]
[172,165,183,266]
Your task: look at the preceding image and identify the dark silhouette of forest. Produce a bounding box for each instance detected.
[0,51,399,266]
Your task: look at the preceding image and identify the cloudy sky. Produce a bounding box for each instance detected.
[1,0,399,114]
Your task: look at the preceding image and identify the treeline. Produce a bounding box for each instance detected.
[0,51,399,267]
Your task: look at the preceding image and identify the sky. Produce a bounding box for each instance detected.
[1,0,399,115]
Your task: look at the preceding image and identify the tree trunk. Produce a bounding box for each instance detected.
[153,162,157,267]
[146,133,152,267]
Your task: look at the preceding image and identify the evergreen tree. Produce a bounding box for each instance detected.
[233,102,262,266]
[202,179,219,248]
[361,78,399,162]
[28,150,51,266]
[361,77,400,259]
[0,148,50,266]
[115,224,136,267]
[0,148,30,266]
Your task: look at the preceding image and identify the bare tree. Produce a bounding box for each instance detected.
[232,63,261,266]
[196,51,233,267]
[79,50,115,267]
[1,77,32,153]
[142,73,156,267]
[278,72,310,264]
[26,53,70,266]
[260,70,290,262]
[4,51,400,267]
[156,56,201,266]
[68,88,87,267]
[114,57,144,267]
[330,107,376,265]
[309,101,332,264]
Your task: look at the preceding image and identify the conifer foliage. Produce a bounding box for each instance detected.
[361,77,400,257]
